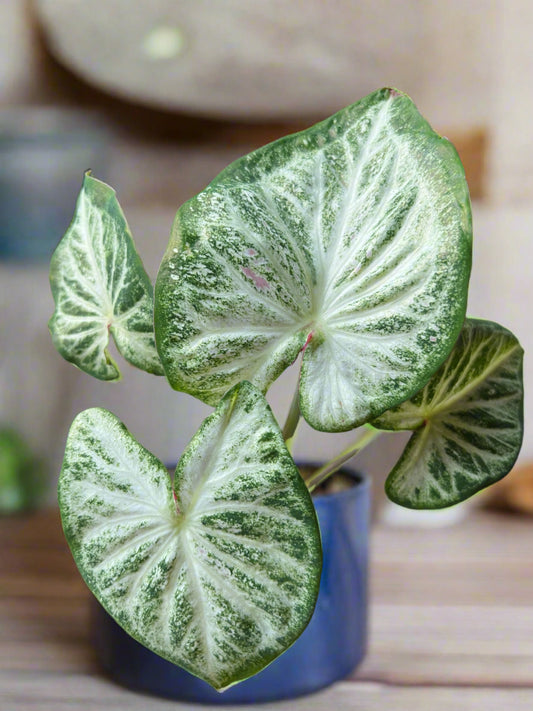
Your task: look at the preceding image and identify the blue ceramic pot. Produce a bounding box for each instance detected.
[92,468,370,704]
[0,109,109,262]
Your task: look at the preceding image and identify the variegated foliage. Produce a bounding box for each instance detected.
[373,319,524,508]
[155,88,472,432]
[49,173,163,380]
[59,382,321,690]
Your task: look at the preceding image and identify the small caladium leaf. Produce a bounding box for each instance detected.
[155,88,472,432]
[49,172,163,380]
[373,319,524,508]
[59,383,321,691]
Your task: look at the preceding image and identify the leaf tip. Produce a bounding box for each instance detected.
[387,87,405,99]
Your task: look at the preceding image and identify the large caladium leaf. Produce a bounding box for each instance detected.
[373,319,524,508]
[155,88,472,432]
[59,382,321,690]
[49,172,163,380]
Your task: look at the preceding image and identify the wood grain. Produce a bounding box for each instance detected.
[1,507,532,709]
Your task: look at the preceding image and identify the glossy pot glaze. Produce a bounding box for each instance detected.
[92,468,370,704]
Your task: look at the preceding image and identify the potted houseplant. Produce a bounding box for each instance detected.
[48,88,524,702]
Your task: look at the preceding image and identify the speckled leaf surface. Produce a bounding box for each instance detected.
[59,382,321,690]
[155,88,472,431]
[49,173,163,380]
[373,319,524,508]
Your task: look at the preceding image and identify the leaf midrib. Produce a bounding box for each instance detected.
[426,343,520,420]
[80,193,114,318]
[321,98,392,297]
[183,393,238,520]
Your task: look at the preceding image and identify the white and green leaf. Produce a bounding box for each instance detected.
[59,382,321,691]
[373,319,524,508]
[155,88,472,431]
[49,173,163,380]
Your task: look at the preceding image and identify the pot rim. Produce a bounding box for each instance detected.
[297,461,370,505]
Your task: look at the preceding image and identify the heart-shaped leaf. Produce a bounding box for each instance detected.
[49,172,163,380]
[59,382,321,690]
[373,319,524,508]
[155,88,472,432]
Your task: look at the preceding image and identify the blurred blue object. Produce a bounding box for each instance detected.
[0,108,109,262]
[92,468,370,704]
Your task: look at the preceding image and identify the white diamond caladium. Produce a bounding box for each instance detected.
[59,382,321,690]
[155,88,472,432]
[49,172,163,380]
[373,319,524,508]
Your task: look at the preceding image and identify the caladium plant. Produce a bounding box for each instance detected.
[49,88,523,691]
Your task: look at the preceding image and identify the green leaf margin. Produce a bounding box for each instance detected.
[49,172,163,381]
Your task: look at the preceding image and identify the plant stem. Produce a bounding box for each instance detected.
[282,381,301,455]
[305,425,382,492]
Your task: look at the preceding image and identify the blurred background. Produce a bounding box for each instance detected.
[0,0,531,513]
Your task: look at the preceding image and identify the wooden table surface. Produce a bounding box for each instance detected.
[1,507,532,710]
